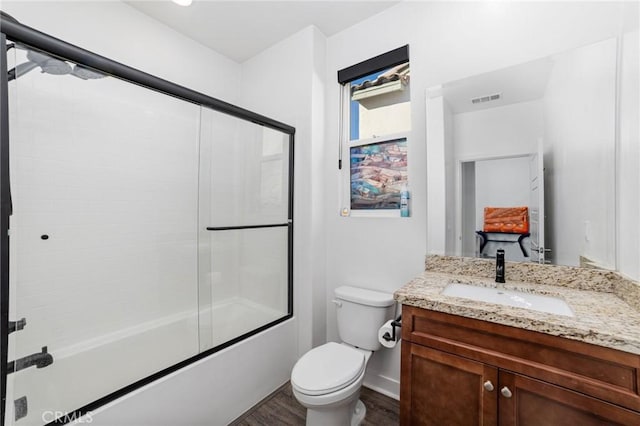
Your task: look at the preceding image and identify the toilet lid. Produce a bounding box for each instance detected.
[291,342,365,396]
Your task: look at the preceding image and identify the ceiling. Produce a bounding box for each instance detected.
[126,1,400,63]
[441,56,555,114]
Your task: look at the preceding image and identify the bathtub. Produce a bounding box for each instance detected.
[6,297,286,425]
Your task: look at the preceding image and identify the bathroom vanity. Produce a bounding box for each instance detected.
[395,256,640,425]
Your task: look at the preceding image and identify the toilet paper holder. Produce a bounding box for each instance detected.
[382,316,402,342]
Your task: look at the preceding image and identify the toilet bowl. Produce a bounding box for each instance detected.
[291,286,395,426]
[291,343,372,426]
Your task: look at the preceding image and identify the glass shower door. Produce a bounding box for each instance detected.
[5,45,201,425]
[198,108,292,351]
[2,24,293,423]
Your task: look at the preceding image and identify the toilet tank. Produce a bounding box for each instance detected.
[334,286,395,351]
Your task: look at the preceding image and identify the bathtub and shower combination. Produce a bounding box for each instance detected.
[0,13,294,426]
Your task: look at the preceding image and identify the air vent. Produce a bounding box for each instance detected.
[471,93,501,104]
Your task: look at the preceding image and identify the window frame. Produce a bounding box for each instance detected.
[341,131,410,218]
[337,46,411,218]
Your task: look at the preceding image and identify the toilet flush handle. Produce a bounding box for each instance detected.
[332,299,342,308]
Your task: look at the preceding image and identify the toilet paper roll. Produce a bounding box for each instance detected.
[378,319,400,348]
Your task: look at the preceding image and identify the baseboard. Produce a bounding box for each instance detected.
[229,380,291,425]
[363,373,400,400]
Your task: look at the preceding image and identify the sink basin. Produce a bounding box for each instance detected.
[442,283,574,317]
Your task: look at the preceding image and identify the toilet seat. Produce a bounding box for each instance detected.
[291,342,365,396]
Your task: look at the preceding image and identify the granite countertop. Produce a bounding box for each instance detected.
[394,256,640,355]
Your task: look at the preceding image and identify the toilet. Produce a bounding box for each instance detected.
[291,286,395,426]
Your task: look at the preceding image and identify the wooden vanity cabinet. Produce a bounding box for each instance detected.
[400,305,640,426]
[498,371,640,426]
[401,342,497,425]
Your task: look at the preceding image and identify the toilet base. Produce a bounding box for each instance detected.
[352,400,366,426]
[304,394,366,426]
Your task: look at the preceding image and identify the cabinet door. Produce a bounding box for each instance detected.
[401,342,498,426]
[498,372,640,426]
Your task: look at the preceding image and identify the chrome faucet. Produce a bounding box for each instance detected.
[495,249,506,283]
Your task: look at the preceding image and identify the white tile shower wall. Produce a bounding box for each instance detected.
[206,111,243,304]
[9,57,202,350]
[234,127,290,313]
[7,55,202,423]
[204,111,290,315]
[324,1,638,398]
[208,229,288,315]
[238,228,289,313]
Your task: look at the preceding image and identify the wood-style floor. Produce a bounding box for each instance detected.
[230,382,399,425]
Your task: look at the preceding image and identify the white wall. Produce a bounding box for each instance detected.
[618,29,640,280]
[325,0,638,399]
[473,157,532,262]
[358,92,411,139]
[425,95,447,256]
[475,157,531,230]
[460,162,476,257]
[452,100,542,258]
[453,100,543,160]
[543,38,617,268]
[425,92,455,256]
[3,1,240,104]
[444,99,455,255]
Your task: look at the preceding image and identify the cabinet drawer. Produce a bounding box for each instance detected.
[402,305,640,411]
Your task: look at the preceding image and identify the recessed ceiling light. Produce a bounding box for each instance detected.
[172,0,193,6]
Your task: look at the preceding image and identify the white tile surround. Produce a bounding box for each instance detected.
[9,55,202,353]
[8,51,202,422]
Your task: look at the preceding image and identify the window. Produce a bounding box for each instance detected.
[350,136,408,210]
[349,62,410,141]
[338,46,411,216]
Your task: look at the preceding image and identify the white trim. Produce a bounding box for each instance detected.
[350,131,410,148]
[349,209,401,218]
[613,35,622,273]
[456,152,535,164]
[363,374,400,400]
